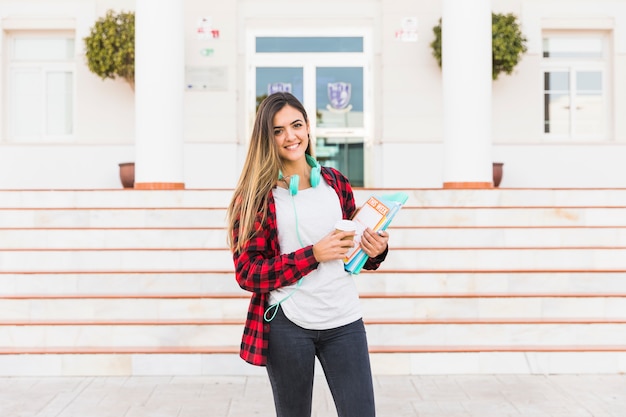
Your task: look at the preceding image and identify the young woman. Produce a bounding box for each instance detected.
[226,92,389,417]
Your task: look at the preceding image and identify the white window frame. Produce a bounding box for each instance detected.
[245,29,374,185]
[246,28,373,147]
[541,31,612,141]
[5,31,76,143]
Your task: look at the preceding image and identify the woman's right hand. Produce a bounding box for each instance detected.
[312,230,355,263]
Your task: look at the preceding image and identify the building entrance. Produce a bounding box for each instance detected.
[250,36,370,186]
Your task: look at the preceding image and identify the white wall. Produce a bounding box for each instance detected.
[382,142,626,188]
[0,145,135,189]
[0,143,240,189]
[1,0,625,190]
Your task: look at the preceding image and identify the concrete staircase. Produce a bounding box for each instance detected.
[1,188,625,376]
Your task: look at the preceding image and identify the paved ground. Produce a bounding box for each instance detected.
[1,374,624,417]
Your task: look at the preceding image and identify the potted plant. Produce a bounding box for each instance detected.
[84,10,136,188]
[430,12,528,187]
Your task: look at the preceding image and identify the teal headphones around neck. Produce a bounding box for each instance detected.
[278,154,321,196]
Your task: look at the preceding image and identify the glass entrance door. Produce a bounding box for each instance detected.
[251,35,370,186]
[314,66,364,186]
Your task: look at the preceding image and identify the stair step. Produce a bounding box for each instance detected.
[0,346,239,354]
[2,226,625,249]
[4,206,626,228]
[368,345,626,353]
[2,296,625,320]
[0,189,234,208]
[356,271,626,293]
[391,207,626,227]
[2,248,626,272]
[0,350,621,376]
[364,323,626,345]
[0,208,228,228]
[4,188,626,208]
[0,344,624,355]
[383,248,626,270]
[388,226,626,247]
[2,271,626,295]
[361,296,626,321]
[0,249,234,272]
[0,324,242,347]
[3,317,626,325]
[0,228,227,249]
[4,291,626,299]
[0,298,249,320]
[2,322,626,347]
[358,188,626,207]
[0,272,241,295]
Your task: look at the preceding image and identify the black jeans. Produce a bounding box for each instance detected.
[266,307,376,417]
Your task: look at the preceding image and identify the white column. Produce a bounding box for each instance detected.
[134,0,185,189]
[442,0,493,188]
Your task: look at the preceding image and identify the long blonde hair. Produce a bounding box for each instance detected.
[226,92,312,253]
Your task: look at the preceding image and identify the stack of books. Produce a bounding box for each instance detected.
[344,192,409,274]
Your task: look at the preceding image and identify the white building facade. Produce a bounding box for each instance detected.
[1,0,625,190]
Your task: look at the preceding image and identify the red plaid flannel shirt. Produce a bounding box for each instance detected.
[231,166,388,366]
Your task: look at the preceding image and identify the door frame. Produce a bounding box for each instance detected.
[246,28,374,184]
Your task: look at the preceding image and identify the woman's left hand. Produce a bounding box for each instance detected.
[360,228,389,258]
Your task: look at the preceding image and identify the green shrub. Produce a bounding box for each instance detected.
[430,12,528,80]
[84,10,135,88]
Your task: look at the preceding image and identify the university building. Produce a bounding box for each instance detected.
[1,0,625,376]
[1,0,624,189]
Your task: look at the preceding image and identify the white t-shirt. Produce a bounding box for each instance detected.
[269,179,362,330]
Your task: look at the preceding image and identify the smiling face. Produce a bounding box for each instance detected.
[272,104,310,168]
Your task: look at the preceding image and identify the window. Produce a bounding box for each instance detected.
[256,37,363,53]
[6,33,75,142]
[542,33,610,140]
